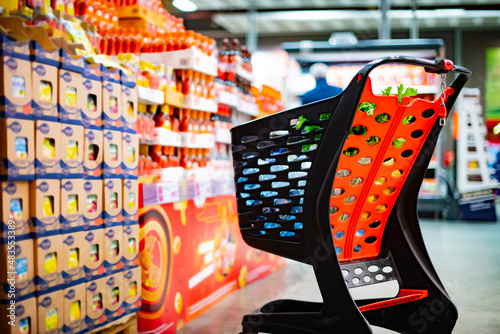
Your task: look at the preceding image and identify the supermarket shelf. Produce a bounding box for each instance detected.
[183,95,218,113]
[165,88,184,108]
[138,174,159,185]
[216,90,239,107]
[372,85,439,95]
[150,128,182,147]
[238,99,259,116]
[140,129,215,148]
[216,90,258,116]
[140,48,217,77]
[142,173,235,206]
[137,86,164,105]
[236,64,255,82]
[215,128,232,144]
[181,132,215,148]
[152,166,185,184]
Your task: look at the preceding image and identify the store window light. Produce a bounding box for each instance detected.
[172,0,198,12]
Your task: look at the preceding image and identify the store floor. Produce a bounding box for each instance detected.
[177,219,500,334]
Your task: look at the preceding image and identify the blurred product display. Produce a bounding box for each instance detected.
[0,1,286,334]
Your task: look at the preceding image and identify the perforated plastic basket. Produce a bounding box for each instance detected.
[231,56,470,334]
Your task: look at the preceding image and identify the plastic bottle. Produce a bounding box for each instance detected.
[192,110,200,134]
[180,148,189,169]
[183,70,193,95]
[194,149,201,169]
[200,111,207,133]
[180,109,191,132]
[194,72,202,98]
[207,76,215,100]
[139,154,146,175]
[200,36,208,54]
[170,146,180,167]
[200,74,208,99]
[171,108,180,133]
[191,72,199,97]
[208,113,214,134]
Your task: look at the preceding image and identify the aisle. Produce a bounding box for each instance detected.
[177,219,500,334]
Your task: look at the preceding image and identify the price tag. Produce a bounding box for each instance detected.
[157,182,181,204]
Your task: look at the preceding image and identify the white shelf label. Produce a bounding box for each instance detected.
[157,182,181,204]
[181,133,215,148]
[141,48,217,77]
[137,86,165,105]
[150,127,182,147]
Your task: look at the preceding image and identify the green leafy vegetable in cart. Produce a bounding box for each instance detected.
[392,137,406,149]
[319,113,331,120]
[366,136,381,146]
[403,116,416,125]
[375,113,391,123]
[303,125,322,133]
[381,87,392,95]
[348,125,368,137]
[314,133,323,140]
[381,85,418,104]
[293,115,308,130]
[343,147,359,157]
[302,143,317,152]
[358,102,376,116]
[397,84,418,104]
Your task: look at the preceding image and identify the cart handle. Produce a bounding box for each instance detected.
[355,55,470,78]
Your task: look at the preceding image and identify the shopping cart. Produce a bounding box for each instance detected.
[231,56,470,334]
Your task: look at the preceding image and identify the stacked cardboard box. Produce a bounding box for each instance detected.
[0,19,141,334]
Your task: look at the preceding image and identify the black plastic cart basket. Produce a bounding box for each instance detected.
[231,56,470,334]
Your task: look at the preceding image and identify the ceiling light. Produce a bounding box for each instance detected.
[173,0,198,12]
